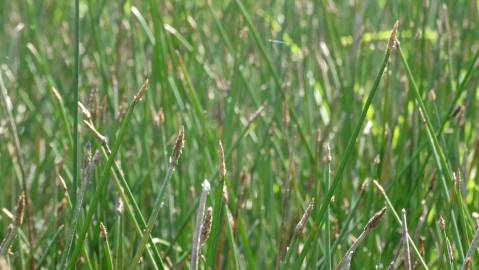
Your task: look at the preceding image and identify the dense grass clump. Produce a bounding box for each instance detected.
[1,0,479,269]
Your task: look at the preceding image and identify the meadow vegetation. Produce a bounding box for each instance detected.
[0,0,479,269]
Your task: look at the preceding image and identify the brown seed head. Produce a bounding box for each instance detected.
[326,143,332,162]
[373,180,385,195]
[453,171,462,189]
[446,237,454,262]
[295,198,315,234]
[81,143,92,174]
[133,76,149,105]
[78,101,91,120]
[248,103,266,123]
[88,88,98,121]
[116,198,124,216]
[56,174,68,193]
[387,20,400,53]
[439,216,446,230]
[56,198,67,214]
[51,87,63,104]
[222,185,229,203]
[15,192,25,226]
[170,127,185,168]
[360,179,370,194]
[365,207,387,231]
[218,141,226,181]
[153,108,165,128]
[200,207,213,245]
[99,222,108,239]
[83,120,108,146]
[464,257,471,270]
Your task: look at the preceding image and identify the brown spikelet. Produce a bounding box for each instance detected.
[99,223,108,239]
[81,143,92,173]
[387,20,400,53]
[88,88,98,121]
[222,185,229,203]
[78,101,91,120]
[116,198,124,216]
[153,108,165,128]
[401,209,411,270]
[83,120,108,146]
[200,207,213,245]
[373,180,385,195]
[438,216,445,230]
[248,103,266,123]
[326,144,332,161]
[56,198,68,215]
[100,95,107,124]
[446,237,454,262]
[338,206,387,269]
[464,257,471,270]
[15,192,25,226]
[359,178,370,194]
[365,207,387,231]
[51,87,63,104]
[133,76,149,105]
[170,127,185,167]
[218,141,226,181]
[295,198,315,234]
[56,174,68,193]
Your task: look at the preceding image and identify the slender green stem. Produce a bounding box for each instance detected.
[398,45,471,256]
[374,181,428,269]
[72,0,80,208]
[66,79,151,269]
[325,146,332,270]
[129,128,184,267]
[312,33,392,242]
[129,167,175,267]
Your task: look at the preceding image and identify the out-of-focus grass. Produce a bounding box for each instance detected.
[0,0,478,269]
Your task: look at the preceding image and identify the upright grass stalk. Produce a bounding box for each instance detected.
[396,46,479,181]
[72,0,80,208]
[373,180,429,269]
[401,209,411,270]
[277,107,294,268]
[461,225,479,270]
[59,147,100,268]
[0,71,35,267]
[99,223,114,270]
[130,127,185,267]
[325,144,332,270]
[307,20,399,253]
[0,192,25,256]
[84,121,164,267]
[114,199,124,270]
[337,207,387,270]
[66,77,151,269]
[191,180,211,270]
[398,44,471,256]
[78,99,165,266]
[330,179,370,255]
[439,218,455,270]
[204,141,227,269]
[281,198,315,269]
